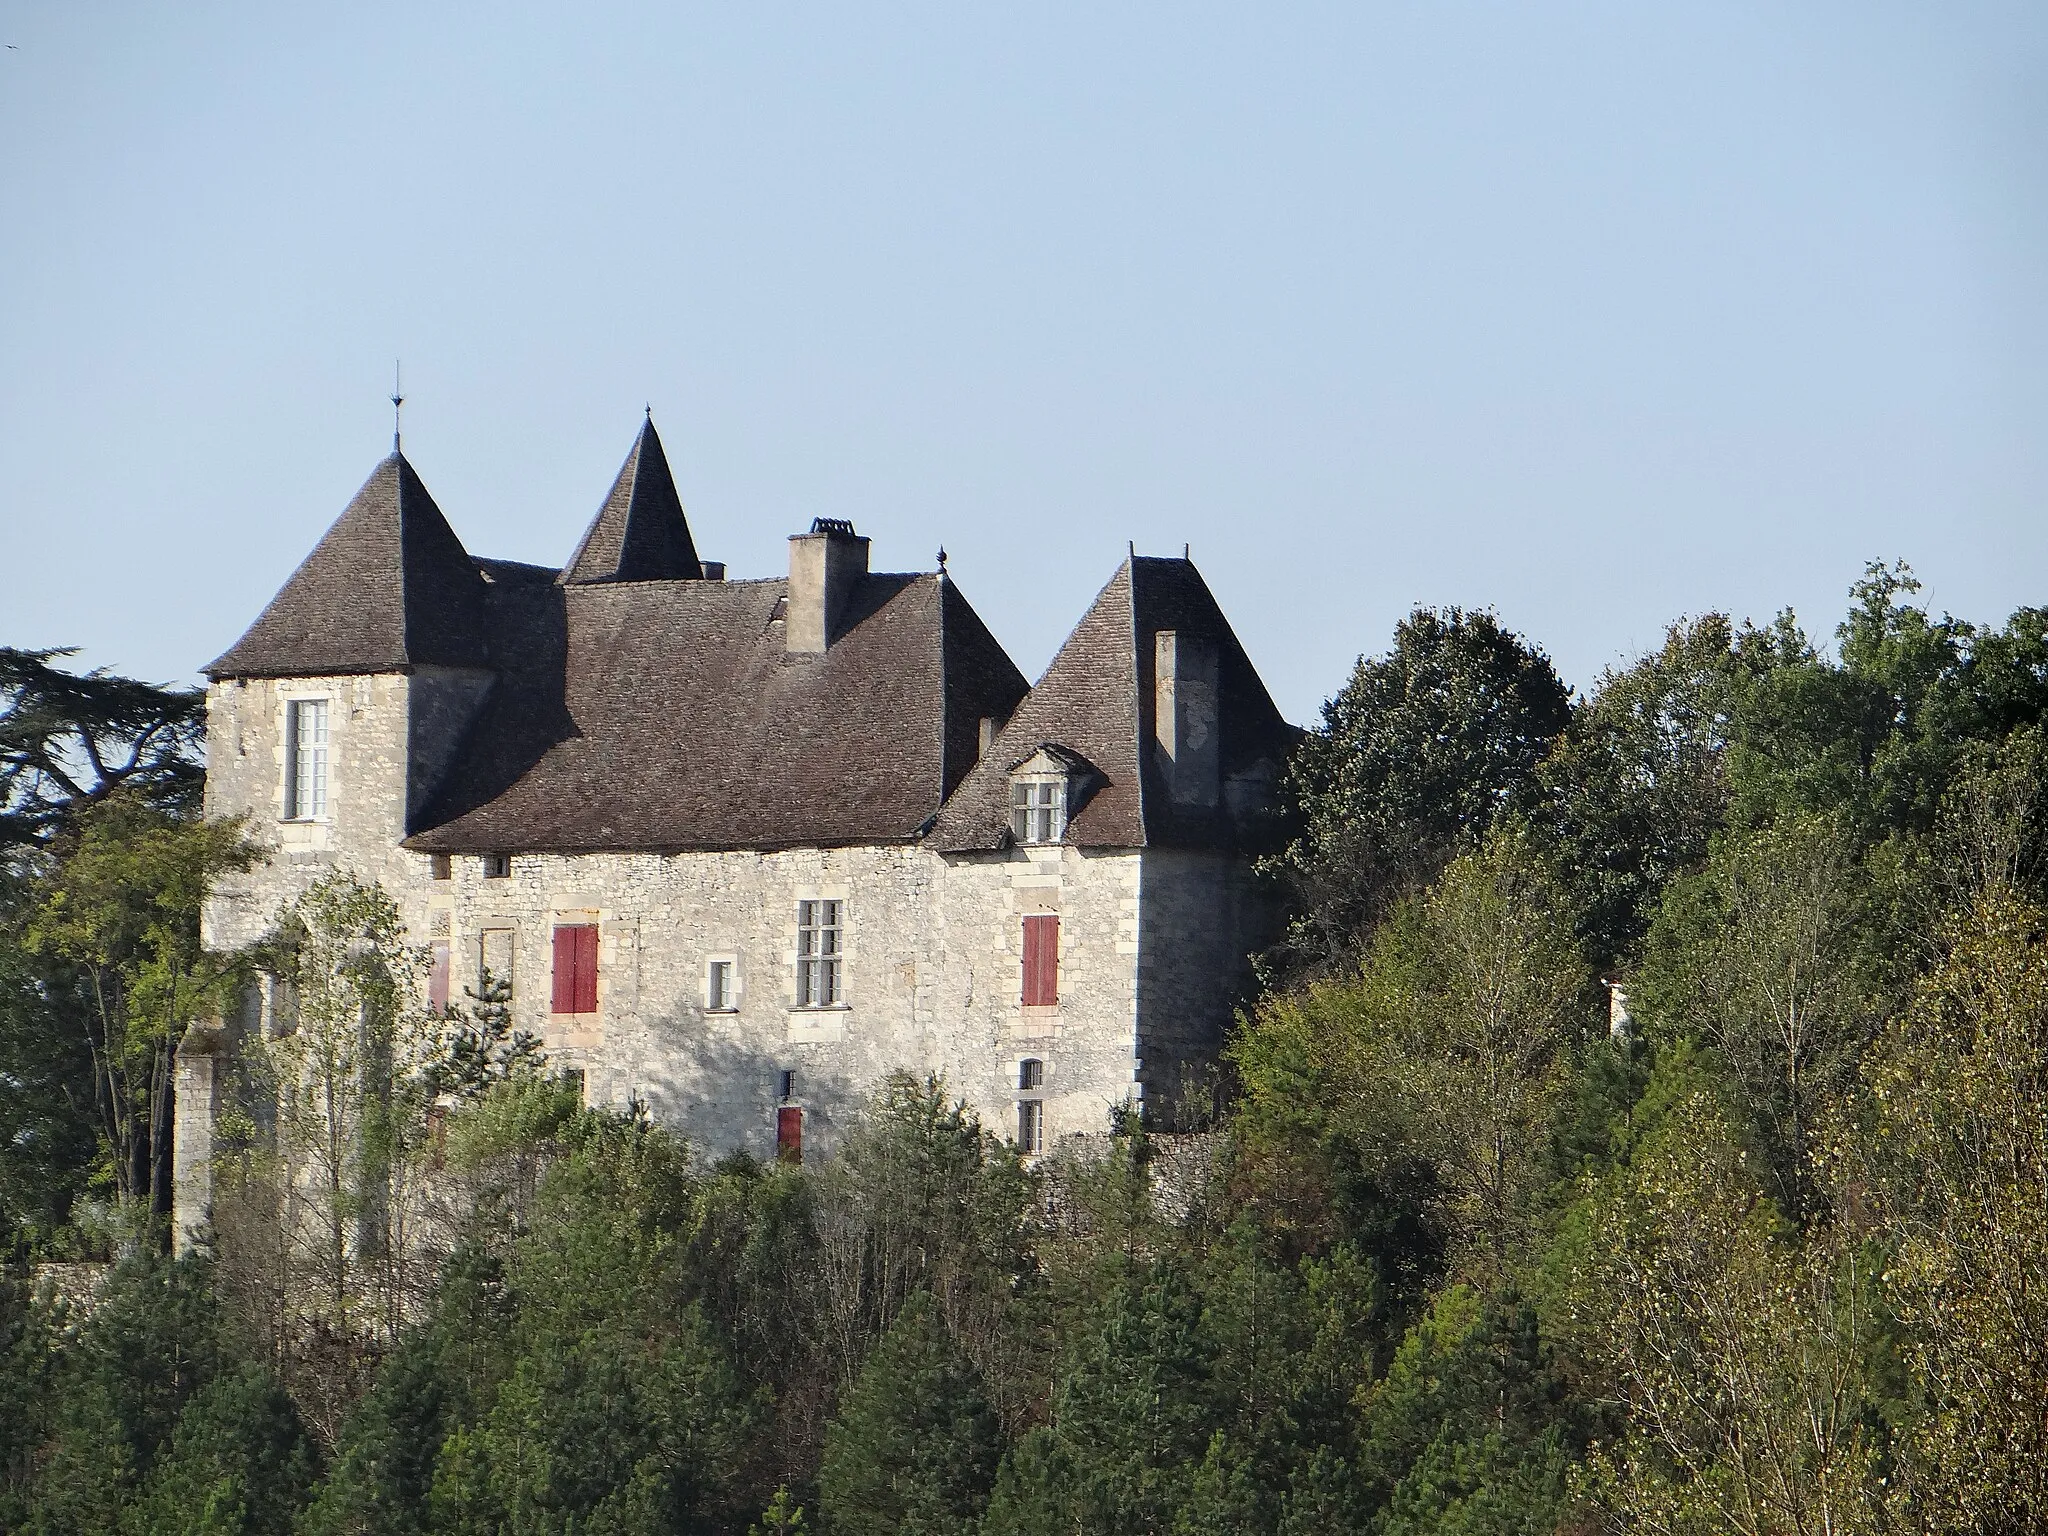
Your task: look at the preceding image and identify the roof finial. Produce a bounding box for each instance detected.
[391,361,405,453]
[937,546,948,576]
[644,402,652,422]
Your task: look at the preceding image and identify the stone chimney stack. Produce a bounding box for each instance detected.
[1153,629,1220,806]
[786,518,870,654]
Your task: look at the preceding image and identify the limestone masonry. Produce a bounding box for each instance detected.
[176,415,1296,1246]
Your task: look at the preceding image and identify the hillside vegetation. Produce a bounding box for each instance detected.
[4,562,2048,1535]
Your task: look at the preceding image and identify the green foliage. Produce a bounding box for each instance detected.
[1270,606,1570,979]
[1848,893,2048,1528]
[4,568,2046,1535]
[122,1362,318,1536]
[1631,814,1882,1217]
[20,795,257,1229]
[819,1290,1001,1536]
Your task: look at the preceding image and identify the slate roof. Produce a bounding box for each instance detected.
[206,454,491,678]
[559,418,704,585]
[928,557,1298,852]
[406,570,1032,852]
[211,437,1296,854]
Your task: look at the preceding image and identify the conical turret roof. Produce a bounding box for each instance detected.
[205,453,490,678]
[559,417,703,584]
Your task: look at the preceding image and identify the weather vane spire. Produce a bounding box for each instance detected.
[391,361,405,453]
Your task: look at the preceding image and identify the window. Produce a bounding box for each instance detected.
[776,1105,804,1163]
[796,900,843,1007]
[707,959,736,1012]
[479,928,515,1000]
[1010,778,1065,844]
[778,1069,798,1102]
[482,853,512,879]
[430,853,452,881]
[551,924,599,1015]
[429,940,451,1012]
[1017,1058,1046,1154]
[561,1068,586,1106]
[283,699,328,819]
[1021,915,1059,1006]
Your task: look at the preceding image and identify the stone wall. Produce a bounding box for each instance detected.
[181,667,1264,1244]
[430,839,1145,1159]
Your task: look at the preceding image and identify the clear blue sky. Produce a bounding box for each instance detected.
[3,2,2044,723]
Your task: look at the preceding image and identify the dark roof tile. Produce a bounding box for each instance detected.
[559,418,703,584]
[408,571,1030,851]
[205,454,489,678]
[929,557,1297,851]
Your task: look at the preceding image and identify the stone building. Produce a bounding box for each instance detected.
[178,416,1294,1241]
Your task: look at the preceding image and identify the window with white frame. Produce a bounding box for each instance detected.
[796,900,843,1007]
[707,958,736,1012]
[1010,778,1066,844]
[283,699,329,820]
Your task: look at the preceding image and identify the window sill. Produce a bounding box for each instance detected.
[789,1003,851,1013]
[705,1006,740,1016]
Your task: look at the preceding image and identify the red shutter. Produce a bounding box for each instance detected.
[429,941,451,1012]
[1022,915,1059,1006]
[777,1106,804,1163]
[576,925,600,1014]
[553,924,599,1015]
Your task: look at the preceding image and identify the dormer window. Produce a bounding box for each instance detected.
[1011,779,1066,844]
[1007,745,1091,845]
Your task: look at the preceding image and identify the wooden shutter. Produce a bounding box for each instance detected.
[1021,915,1059,1006]
[552,924,599,1015]
[575,925,599,1014]
[776,1106,803,1163]
[429,940,451,1012]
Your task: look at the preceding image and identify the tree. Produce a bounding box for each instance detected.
[1557,1050,1884,1536]
[0,646,203,860]
[1631,815,1879,1220]
[1269,607,1570,980]
[1235,829,1589,1279]
[1848,893,2048,1529]
[20,797,256,1232]
[1535,615,1746,968]
[212,874,442,1438]
[819,1290,1002,1536]
[983,1267,1216,1536]
[808,1074,1035,1426]
[122,1362,319,1536]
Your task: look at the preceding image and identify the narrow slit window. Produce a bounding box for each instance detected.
[707,959,735,1012]
[796,900,843,1007]
[1016,1100,1044,1155]
[284,699,328,820]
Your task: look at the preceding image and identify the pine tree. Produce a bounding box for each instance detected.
[819,1290,1002,1536]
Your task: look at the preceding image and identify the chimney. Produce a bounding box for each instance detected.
[786,519,869,654]
[1153,630,1220,807]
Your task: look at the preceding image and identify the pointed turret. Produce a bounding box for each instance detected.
[559,416,703,585]
[206,454,490,678]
